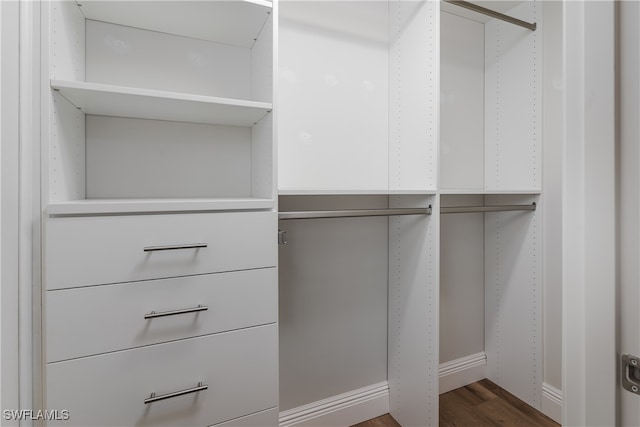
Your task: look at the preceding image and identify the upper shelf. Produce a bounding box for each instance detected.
[76,0,272,48]
[51,80,272,127]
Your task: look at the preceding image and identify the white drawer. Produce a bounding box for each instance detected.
[46,268,277,362]
[211,408,278,427]
[45,325,278,427]
[45,211,276,289]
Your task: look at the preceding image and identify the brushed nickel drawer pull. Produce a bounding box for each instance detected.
[144,382,208,404]
[143,243,207,252]
[144,305,208,319]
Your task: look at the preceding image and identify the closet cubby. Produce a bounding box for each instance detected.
[278,194,438,426]
[45,0,274,214]
[439,193,542,407]
[278,1,437,194]
[440,1,541,193]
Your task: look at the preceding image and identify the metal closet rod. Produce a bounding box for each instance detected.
[444,0,537,31]
[278,207,432,220]
[441,203,536,214]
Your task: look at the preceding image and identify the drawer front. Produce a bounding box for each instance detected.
[45,211,276,290]
[46,325,278,427]
[46,268,277,362]
[211,408,278,427]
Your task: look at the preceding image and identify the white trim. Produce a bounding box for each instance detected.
[563,1,616,426]
[439,352,487,395]
[541,383,563,424]
[278,382,389,427]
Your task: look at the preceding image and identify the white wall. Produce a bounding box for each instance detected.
[439,195,485,362]
[278,196,389,411]
[1,0,21,421]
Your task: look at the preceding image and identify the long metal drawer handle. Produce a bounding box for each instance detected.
[144,382,208,404]
[143,243,207,252]
[144,305,208,319]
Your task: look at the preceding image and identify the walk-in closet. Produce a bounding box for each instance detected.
[22,0,562,426]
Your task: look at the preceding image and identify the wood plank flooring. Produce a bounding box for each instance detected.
[352,380,559,427]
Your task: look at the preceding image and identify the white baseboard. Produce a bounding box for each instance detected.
[541,382,562,424]
[279,382,390,427]
[439,352,487,394]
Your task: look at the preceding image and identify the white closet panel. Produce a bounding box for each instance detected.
[484,194,542,408]
[50,0,85,81]
[49,93,85,202]
[388,194,438,426]
[484,1,541,191]
[389,0,438,191]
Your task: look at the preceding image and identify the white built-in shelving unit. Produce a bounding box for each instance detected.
[37,0,548,425]
[278,0,544,426]
[45,0,275,215]
[439,0,543,411]
[41,1,278,426]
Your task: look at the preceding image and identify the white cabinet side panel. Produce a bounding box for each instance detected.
[439,13,484,191]
[252,14,274,103]
[388,195,438,426]
[278,2,388,191]
[50,93,85,203]
[484,195,542,409]
[86,20,252,100]
[541,0,563,394]
[389,0,437,191]
[252,114,274,200]
[439,195,485,363]
[278,196,389,411]
[50,0,84,81]
[484,1,541,191]
[86,116,252,199]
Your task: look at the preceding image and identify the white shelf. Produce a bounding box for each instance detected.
[278,189,437,196]
[77,0,272,48]
[52,80,272,127]
[47,198,275,216]
[439,189,541,195]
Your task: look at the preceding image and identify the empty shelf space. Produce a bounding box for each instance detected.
[51,80,272,127]
[76,0,272,48]
[47,198,275,216]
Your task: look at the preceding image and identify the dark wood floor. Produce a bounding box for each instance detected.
[352,380,559,427]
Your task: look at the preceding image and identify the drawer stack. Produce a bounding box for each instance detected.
[44,212,278,426]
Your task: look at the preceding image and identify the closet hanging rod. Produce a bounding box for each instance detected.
[278,207,432,220]
[441,203,536,214]
[443,0,537,31]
